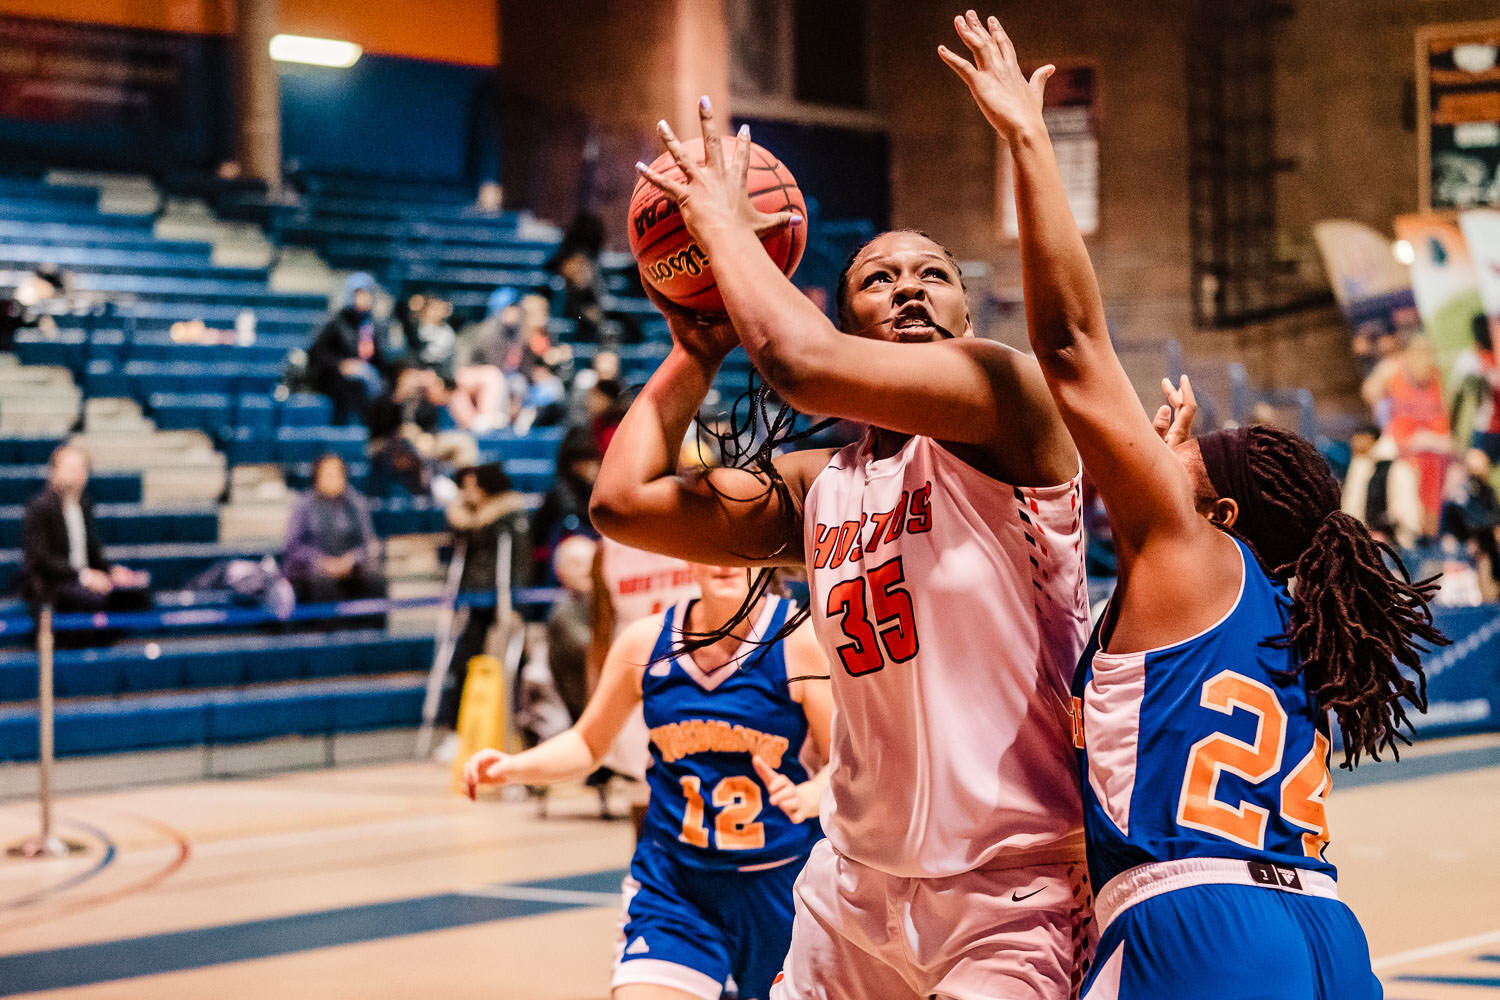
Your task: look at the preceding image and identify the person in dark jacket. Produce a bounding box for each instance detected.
[308,272,390,426]
[437,461,532,731]
[530,425,601,582]
[20,444,149,612]
[282,453,386,603]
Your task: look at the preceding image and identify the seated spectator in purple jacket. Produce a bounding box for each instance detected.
[283,454,387,603]
[20,444,150,612]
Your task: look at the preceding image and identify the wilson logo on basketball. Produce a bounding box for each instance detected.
[644,244,710,284]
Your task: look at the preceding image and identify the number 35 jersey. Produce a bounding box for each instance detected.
[803,432,1090,878]
[640,595,821,871]
[1073,536,1338,893]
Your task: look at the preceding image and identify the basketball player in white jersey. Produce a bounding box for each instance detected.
[594,19,1093,997]
[592,535,700,831]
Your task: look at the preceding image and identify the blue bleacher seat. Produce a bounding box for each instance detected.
[274,425,367,464]
[279,394,333,427]
[0,467,140,505]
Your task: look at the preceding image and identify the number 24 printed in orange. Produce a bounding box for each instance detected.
[1177,670,1331,860]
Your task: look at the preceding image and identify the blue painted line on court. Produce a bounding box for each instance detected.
[0,867,628,997]
[1336,743,1500,789]
[1398,975,1500,988]
[0,817,116,912]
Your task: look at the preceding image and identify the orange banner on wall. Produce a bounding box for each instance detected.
[0,0,497,66]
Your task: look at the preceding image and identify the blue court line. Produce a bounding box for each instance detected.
[1336,743,1500,789]
[0,817,115,912]
[0,867,627,997]
[1397,975,1500,988]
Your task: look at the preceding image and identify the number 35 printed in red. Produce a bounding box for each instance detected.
[825,556,920,676]
[1176,670,1331,861]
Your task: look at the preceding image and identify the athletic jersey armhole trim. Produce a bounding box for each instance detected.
[1094,538,1248,663]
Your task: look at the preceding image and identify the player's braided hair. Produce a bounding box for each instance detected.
[663,376,832,666]
[1200,424,1447,769]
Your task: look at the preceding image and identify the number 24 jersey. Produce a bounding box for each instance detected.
[1072,536,1338,893]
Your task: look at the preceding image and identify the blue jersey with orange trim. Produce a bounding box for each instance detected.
[639,596,821,870]
[1071,536,1338,892]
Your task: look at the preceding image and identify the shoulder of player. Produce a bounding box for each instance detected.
[772,448,837,494]
[781,616,826,676]
[610,613,666,670]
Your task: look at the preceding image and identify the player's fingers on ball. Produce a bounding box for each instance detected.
[698,96,723,171]
[732,124,753,183]
[752,209,799,236]
[655,120,696,178]
[634,162,687,202]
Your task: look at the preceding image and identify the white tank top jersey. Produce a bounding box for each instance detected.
[803,432,1090,877]
[599,537,699,639]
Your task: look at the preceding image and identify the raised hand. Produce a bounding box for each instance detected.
[1151,374,1199,448]
[937,10,1053,141]
[463,747,513,801]
[635,97,800,245]
[753,755,819,824]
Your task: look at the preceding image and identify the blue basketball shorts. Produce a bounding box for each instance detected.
[1081,859,1380,1000]
[614,838,809,1000]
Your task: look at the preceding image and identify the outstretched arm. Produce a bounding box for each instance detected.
[589,294,824,567]
[636,100,1075,487]
[940,11,1201,551]
[464,616,656,796]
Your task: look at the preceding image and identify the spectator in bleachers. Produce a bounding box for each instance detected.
[283,453,387,604]
[548,212,624,345]
[1341,424,1423,553]
[19,444,150,614]
[1439,447,1500,589]
[1363,335,1451,536]
[368,365,477,498]
[450,287,519,431]
[0,264,64,351]
[531,426,601,582]
[308,272,390,426]
[547,534,597,723]
[437,462,532,732]
[412,296,458,379]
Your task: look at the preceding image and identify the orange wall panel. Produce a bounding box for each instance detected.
[0,0,497,65]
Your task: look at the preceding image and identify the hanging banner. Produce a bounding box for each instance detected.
[1458,208,1500,319]
[1312,219,1422,371]
[1418,20,1500,212]
[1394,214,1486,380]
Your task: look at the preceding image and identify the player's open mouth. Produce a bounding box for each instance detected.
[892,306,937,341]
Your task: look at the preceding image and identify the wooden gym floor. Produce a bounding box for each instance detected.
[0,732,1497,999]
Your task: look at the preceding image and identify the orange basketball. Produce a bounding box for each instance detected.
[628,136,807,315]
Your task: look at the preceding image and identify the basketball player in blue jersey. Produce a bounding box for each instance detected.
[940,11,1446,998]
[465,562,833,1000]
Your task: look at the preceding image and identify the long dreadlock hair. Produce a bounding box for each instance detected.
[1201,424,1447,769]
[665,230,966,667]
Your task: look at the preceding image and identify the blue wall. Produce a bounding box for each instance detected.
[0,15,496,183]
[279,55,496,183]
